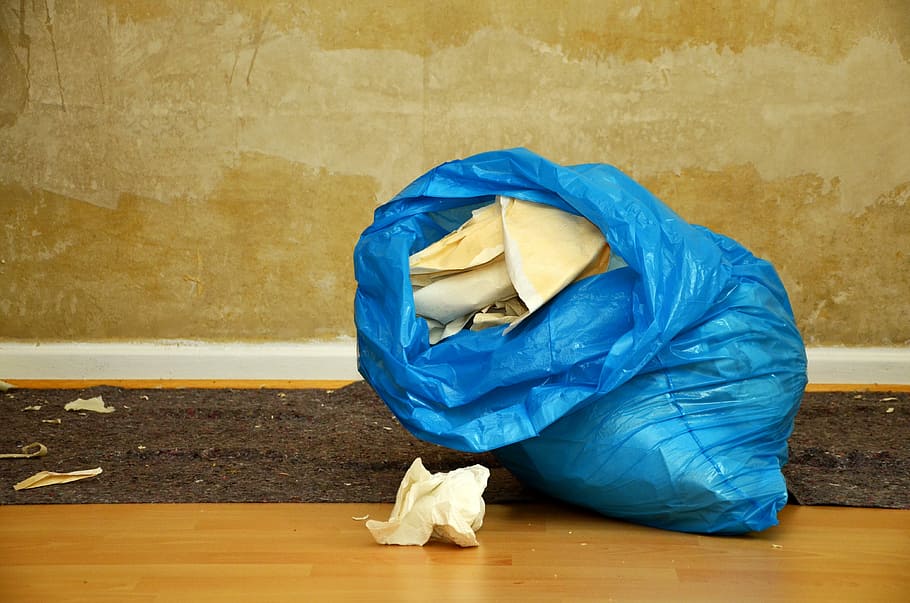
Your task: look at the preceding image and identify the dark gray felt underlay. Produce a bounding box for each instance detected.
[1,383,907,510]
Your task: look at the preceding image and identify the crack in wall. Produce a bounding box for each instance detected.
[17,0,31,106]
[245,9,269,87]
[42,0,65,112]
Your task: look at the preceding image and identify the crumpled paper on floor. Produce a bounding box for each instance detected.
[64,396,115,413]
[13,467,103,491]
[366,457,490,547]
[410,196,610,342]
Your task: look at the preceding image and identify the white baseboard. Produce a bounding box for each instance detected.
[0,343,907,385]
[804,347,909,385]
[0,341,360,381]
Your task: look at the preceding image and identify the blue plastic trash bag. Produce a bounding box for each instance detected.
[353,148,807,534]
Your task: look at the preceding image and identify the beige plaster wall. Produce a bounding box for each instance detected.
[1,1,908,345]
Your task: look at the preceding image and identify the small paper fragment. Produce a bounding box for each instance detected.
[886,407,895,413]
[0,443,48,459]
[65,396,115,414]
[14,467,103,490]
[21,405,42,411]
[366,457,489,547]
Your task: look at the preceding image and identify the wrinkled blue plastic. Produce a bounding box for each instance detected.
[354,148,807,534]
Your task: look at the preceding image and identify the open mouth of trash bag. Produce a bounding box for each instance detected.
[354,148,807,534]
[410,195,615,343]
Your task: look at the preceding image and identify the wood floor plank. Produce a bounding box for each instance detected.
[1,502,907,602]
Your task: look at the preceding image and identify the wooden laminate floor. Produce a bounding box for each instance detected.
[1,501,908,602]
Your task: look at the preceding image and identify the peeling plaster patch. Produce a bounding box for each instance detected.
[621,6,643,20]
[641,166,910,346]
[100,1,910,63]
[1,11,906,213]
[31,237,75,262]
[831,291,850,305]
[1,4,424,209]
[315,273,339,296]
[0,155,377,341]
[425,30,910,214]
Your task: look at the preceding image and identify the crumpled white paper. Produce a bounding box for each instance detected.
[366,457,490,547]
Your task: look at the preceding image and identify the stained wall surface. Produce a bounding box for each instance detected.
[1,1,908,345]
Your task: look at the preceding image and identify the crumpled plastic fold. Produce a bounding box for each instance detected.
[354,148,807,534]
[366,458,489,547]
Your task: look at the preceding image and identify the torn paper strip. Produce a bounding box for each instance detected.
[0,443,48,459]
[14,467,103,490]
[64,396,115,413]
[366,457,489,547]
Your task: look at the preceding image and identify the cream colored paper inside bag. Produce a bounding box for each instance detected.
[410,196,609,342]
